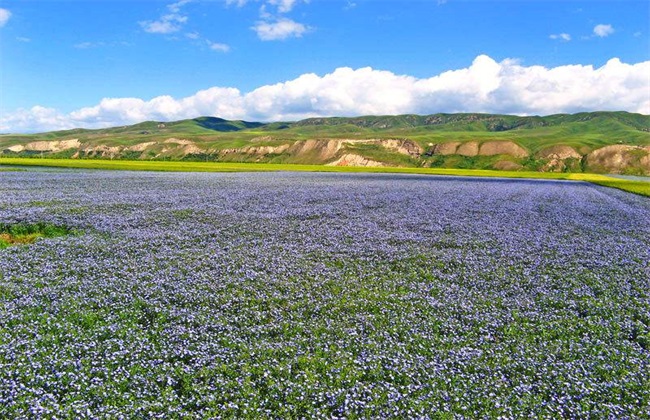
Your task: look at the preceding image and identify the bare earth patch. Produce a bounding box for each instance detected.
[244,144,291,155]
[456,141,480,156]
[431,142,461,155]
[585,145,650,174]
[7,139,81,153]
[127,142,157,152]
[326,153,386,167]
[479,141,529,158]
[535,145,582,160]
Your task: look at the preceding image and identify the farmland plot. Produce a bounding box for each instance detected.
[0,169,648,418]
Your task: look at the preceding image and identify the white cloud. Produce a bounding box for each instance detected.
[594,24,614,38]
[16,36,31,42]
[225,0,311,40]
[62,88,244,129]
[227,0,304,13]
[140,1,230,53]
[268,0,300,13]
[0,106,76,133]
[549,33,571,41]
[140,1,191,34]
[182,31,229,52]
[73,41,131,49]
[140,13,188,34]
[168,0,192,14]
[207,41,230,52]
[74,42,97,49]
[253,17,308,40]
[2,55,649,133]
[0,8,11,27]
[226,0,248,7]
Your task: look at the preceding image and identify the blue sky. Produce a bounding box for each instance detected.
[0,0,649,132]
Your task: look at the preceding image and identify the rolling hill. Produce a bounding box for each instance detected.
[1,112,649,174]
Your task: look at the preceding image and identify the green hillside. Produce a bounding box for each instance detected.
[1,112,649,175]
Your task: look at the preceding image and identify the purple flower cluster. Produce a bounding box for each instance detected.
[0,169,648,417]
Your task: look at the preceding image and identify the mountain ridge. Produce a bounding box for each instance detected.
[4,111,650,136]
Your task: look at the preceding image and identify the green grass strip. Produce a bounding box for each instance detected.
[1,157,648,197]
[0,222,75,249]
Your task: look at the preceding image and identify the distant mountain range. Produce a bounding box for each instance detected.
[2,112,649,175]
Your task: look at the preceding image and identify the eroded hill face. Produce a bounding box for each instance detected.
[2,112,649,175]
[584,145,650,174]
[3,137,650,175]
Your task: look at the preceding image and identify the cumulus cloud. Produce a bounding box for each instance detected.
[549,33,571,41]
[0,106,77,133]
[2,55,649,133]
[594,24,614,38]
[0,8,11,27]
[228,0,310,39]
[253,17,308,40]
[64,87,245,128]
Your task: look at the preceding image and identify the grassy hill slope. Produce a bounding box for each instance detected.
[1,112,649,174]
